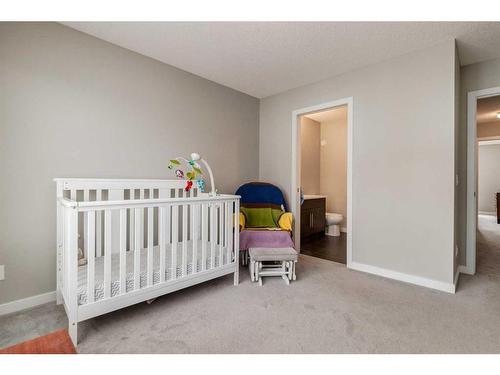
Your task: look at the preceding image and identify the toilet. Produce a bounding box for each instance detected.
[325,213,343,237]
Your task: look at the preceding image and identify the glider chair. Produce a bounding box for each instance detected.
[235,182,295,266]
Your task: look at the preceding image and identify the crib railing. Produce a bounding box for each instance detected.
[59,193,240,308]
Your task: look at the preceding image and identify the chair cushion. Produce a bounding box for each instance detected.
[240,207,280,228]
[249,247,298,262]
[239,230,295,251]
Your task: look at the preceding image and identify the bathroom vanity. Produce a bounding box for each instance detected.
[301,195,326,240]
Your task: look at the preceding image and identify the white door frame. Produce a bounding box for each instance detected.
[291,97,353,266]
[466,86,500,275]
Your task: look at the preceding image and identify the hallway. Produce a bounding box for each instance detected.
[476,214,500,276]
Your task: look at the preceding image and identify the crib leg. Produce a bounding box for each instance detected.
[282,274,290,285]
[234,265,239,286]
[68,321,78,348]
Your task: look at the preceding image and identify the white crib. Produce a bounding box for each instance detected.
[55,178,240,347]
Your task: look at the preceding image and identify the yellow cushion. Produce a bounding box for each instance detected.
[239,212,246,231]
[278,212,293,231]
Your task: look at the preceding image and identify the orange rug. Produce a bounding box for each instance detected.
[0,329,76,354]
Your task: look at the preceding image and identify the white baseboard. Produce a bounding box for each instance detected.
[349,262,456,294]
[478,211,496,216]
[0,291,56,316]
[458,265,474,275]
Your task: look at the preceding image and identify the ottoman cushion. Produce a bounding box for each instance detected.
[249,247,298,262]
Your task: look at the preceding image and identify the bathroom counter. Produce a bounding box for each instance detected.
[303,194,327,200]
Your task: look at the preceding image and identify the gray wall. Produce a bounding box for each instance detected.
[0,23,259,304]
[260,40,457,284]
[478,143,500,213]
[300,116,320,195]
[457,58,500,267]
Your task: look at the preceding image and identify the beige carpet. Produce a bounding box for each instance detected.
[2,219,500,353]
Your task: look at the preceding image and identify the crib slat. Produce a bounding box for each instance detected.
[139,190,145,248]
[182,203,188,276]
[224,202,233,264]
[129,197,135,251]
[134,207,142,290]
[70,189,76,201]
[234,200,240,265]
[210,203,216,269]
[159,206,166,283]
[96,191,102,257]
[218,203,223,267]
[83,190,89,263]
[201,203,207,271]
[104,210,112,299]
[147,207,153,286]
[172,205,178,280]
[226,201,232,265]
[166,205,171,274]
[109,189,124,254]
[192,204,199,274]
[83,211,88,262]
[166,197,171,245]
[119,209,127,294]
[86,211,95,303]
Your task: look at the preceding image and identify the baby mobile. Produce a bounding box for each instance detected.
[167,152,216,196]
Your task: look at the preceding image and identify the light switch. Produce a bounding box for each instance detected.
[0,265,4,281]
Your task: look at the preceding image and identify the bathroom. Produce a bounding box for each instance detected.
[299,105,347,264]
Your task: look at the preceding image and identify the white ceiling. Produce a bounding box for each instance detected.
[477,95,500,124]
[63,22,500,98]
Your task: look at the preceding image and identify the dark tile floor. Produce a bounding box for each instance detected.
[300,233,347,264]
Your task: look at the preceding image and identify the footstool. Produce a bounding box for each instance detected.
[249,247,298,285]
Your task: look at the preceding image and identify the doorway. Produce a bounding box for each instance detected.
[466,87,500,275]
[291,98,353,266]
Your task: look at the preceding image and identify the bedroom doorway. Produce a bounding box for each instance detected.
[291,97,353,267]
[466,87,500,276]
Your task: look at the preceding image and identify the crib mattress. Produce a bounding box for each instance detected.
[77,240,231,305]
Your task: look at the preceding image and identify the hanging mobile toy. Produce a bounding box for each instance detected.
[168,153,216,196]
[196,179,206,192]
[184,180,193,192]
[168,159,181,169]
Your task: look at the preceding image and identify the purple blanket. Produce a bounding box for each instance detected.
[239,230,294,250]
